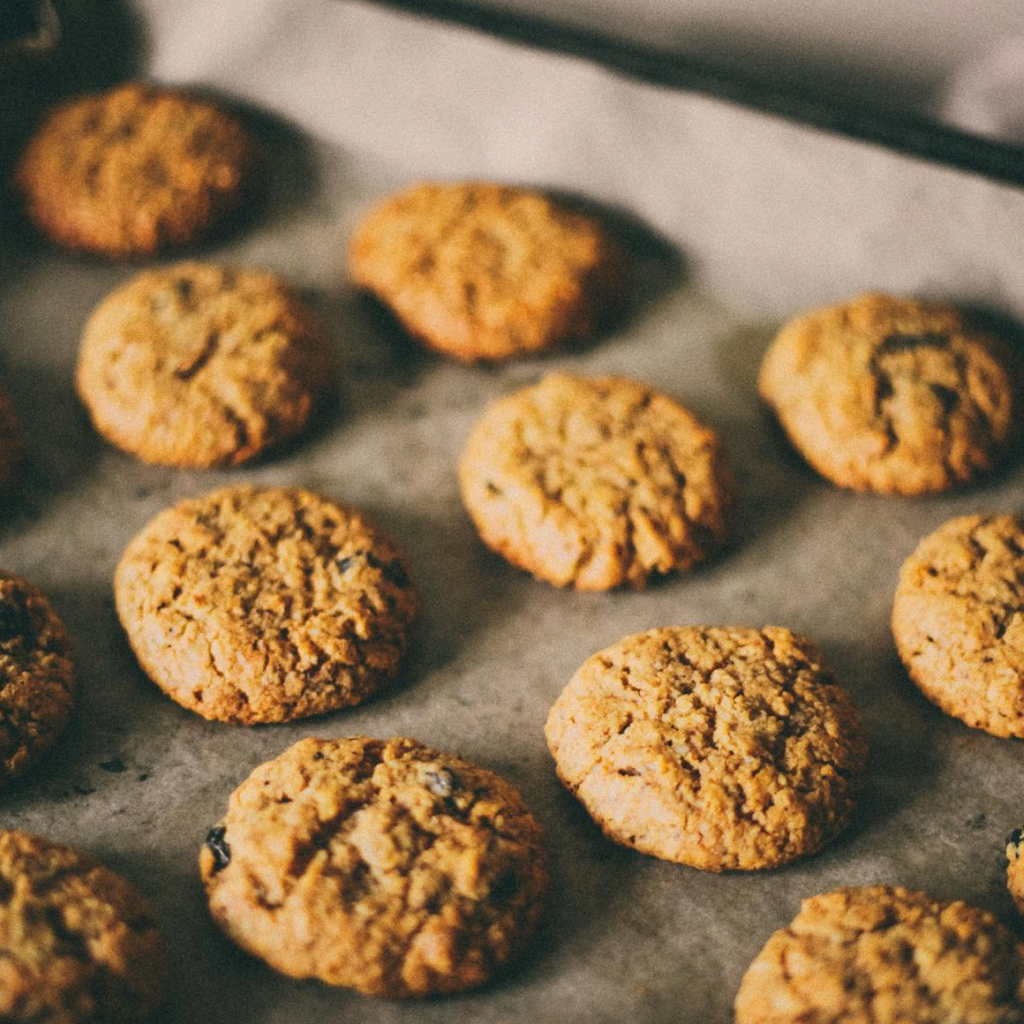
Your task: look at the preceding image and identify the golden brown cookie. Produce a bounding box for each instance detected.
[16,82,254,257]
[759,293,1016,494]
[114,486,418,724]
[1007,828,1024,917]
[0,830,162,1024]
[348,182,629,362]
[200,736,549,997]
[0,573,74,787]
[0,386,23,494]
[545,626,866,871]
[458,373,733,590]
[76,263,335,468]
[892,513,1024,737]
[734,885,1024,1024]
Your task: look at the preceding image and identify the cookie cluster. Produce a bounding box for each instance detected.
[2,79,1023,1024]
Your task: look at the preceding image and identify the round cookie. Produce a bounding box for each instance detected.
[348,181,629,362]
[114,486,418,724]
[76,263,335,468]
[892,513,1024,737]
[458,373,733,590]
[0,386,23,494]
[16,82,254,257]
[118,485,419,720]
[0,573,74,787]
[734,885,1024,1024]
[545,626,867,871]
[0,830,162,1024]
[758,293,1016,495]
[200,736,549,997]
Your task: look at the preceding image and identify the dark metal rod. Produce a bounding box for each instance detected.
[362,0,1024,189]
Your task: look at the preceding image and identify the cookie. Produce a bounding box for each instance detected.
[16,82,254,257]
[0,830,162,1024]
[349,182,629,361]
[76,263,335,468]
[734,885,1024,1024]
[0,573,74,787]
[0,386,23,494]
[892,513,1024,737]
[115,486,418,724]
[545,626,867,871]
[458,373,733,590]
[200,736,549,997]
[1007,828,1024,917]
[759,293,1016,494]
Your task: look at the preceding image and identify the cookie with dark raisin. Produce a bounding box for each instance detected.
[114,486,418,724]
[200,736,549,997]
[0,572,74,787]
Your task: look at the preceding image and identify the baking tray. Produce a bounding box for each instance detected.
[2,2,1024,1022]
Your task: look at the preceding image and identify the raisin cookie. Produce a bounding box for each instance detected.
[545,626,866,871]
[892,513,1024,736]
[0,387,23,494]
[0,573,74,787]
[759,293,1016,494]
[114,486,418,724]
[0,830,162,1024]
[459,373,733,590]
[349,182,629,361]
[200,736,549,997]
[734,885,1024,1024]
[16,82,254,257]
[76,263,335,468]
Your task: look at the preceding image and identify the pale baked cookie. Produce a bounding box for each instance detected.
[759,293,1016,494]
[1007,828,1024,917]
[0,830,162,1024]
[545,626,866,871]
[349,182,629,361]
[892,513,1024,737]
[16,82,254,257]
[76,263,335,468]
[734,885,1024,1024]
[200,736,549,997]
[114,486,418,724]
[459,374,733,590]
[0,573,74,787]
[0,386,23,494]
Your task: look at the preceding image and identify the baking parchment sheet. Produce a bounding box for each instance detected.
[2,2,1024,1022]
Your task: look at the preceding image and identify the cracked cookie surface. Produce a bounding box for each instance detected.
[114,486,418,724]
[759,293,1016,494]
[734,885,1024,1024]
[17,82,254,257]
[0,830,162,1024]
[76,263,335,468]
[0,573,74,787]
[200,736,549,997]
[0,387,22,495]
[545,626,866,870]
[458,373,733,590]
[349,182,629,361]
[893,513,1024,737]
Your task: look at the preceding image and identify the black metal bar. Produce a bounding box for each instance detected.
[362,0,1024,189]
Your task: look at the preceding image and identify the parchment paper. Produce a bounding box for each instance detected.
[2,3,1024,1022]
